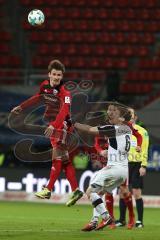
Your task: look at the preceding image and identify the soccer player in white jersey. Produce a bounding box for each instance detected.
[74,102,132,230]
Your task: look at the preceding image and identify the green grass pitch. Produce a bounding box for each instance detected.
[0,201,159,240]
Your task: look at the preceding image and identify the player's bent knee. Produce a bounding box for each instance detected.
[86,187,92,199]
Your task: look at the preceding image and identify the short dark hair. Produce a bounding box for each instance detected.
[48,59,65,73]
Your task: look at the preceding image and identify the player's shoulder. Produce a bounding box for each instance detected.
[60,84,71,97]
[135,124,149,136]
[61,84,70,94]
[40,79,50,88]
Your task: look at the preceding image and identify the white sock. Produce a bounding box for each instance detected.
[90,193,109,220]
[91,208,100,223]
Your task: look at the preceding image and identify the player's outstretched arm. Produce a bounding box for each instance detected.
[74,122,99,136]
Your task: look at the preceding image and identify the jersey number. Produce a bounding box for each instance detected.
[125,135,130,152]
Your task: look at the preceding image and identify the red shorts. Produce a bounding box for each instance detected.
[50,126,73,148]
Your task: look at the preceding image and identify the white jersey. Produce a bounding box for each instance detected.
[98,124,132,168]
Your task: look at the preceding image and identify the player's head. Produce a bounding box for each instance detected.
[48,59,65,87]
[128,107,137,123]
[107,101,131,124]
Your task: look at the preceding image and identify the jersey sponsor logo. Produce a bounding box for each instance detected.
[43,95,57,102]
[53,89,58,95]
[65,96,70,103]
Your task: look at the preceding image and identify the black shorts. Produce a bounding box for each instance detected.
[129,162,143,189]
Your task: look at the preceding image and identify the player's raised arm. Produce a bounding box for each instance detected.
[11,81,44,114]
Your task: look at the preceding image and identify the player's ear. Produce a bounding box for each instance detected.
[48,72,51,78]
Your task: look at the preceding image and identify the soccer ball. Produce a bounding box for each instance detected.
[28,9,45,26]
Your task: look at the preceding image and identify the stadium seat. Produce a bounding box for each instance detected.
[78,44,91,56]
[90,20,103,31]
[0,31,11,41]
[69,8,81,19]
[49,20,62,30]
[65,44,77,55]
[111,9,124,19]
[97,8,109,19]
[114,33,126,44]
[76,20,89,31]
[0,43,10,53]
[108,46,120,56]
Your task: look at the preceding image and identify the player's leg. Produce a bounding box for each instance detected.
[87,167,123,230]
[132,188,144,228]
[115,186,127,227]
[86,186,112,231]
[130,162,144,228]
[105,192,116,229]
[64,161,83,207]
[35,147,62,199]
[81,205,100,231]
[122,186,135,229]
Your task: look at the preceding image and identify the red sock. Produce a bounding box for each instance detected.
[63,163,78,191]
[105,193,114,219]
[46,159,62,191]
[124,192,135,220]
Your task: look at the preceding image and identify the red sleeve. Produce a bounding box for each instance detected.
[94,137,104,153]
[20,82,44,109]
[49,88,71,129]
[127,122,142,147]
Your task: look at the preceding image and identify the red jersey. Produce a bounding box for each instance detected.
[127,121,142,147]
[20,80,71,129]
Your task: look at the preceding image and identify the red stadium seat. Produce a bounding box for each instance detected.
[115,0,129,7]
[65,44,77,55]
[111,9,124,19]
[58,32,71,43]
[94,45,105,56]
[108,46,120,56]
[97,8,109,19]
[0,31,11,41]
[49,20,62,30]
[76,20,89,31]
[104,20,117,31]
[115,58,128,69]
[0,56,21,67]
[140,33,155,44]
[90,20,103,31]
[38,44,49,55]
[99,33,114,44]
[125,8,136,19]
[82,8,94,19]
[126,33,139,44]
[136,46,149,57]
[78,44,91,56]
[85,33,97,43]
[71,57,86,68]
[87,58,101,69]
[114,33,126,44]
[69,8,81,19]
[102,58,113,69]
[0,43,10,53]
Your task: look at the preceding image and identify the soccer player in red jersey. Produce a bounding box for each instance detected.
[11,59,83,204]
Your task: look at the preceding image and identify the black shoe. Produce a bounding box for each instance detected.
[135,221,144,228]
[115,220,126,227]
